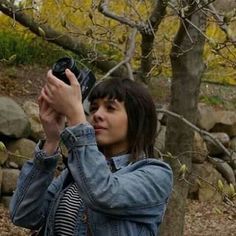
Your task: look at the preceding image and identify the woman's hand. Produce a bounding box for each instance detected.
[38,96,65,155]
[41,69,86,126]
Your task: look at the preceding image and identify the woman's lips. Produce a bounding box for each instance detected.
[94,126,106,133]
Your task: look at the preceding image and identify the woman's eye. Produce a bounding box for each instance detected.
[89,106,98,113]
[107,105,115,111]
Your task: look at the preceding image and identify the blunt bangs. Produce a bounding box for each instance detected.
[88,78,126,102]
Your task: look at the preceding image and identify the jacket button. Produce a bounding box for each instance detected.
[82,214,87,223]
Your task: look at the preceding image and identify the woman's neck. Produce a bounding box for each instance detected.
[100,141,130,159]
[103,148,129,160]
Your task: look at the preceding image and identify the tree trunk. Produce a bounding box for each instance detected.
[160,5,206,236]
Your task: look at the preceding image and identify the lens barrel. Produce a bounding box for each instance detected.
[52,57,80,84]
[52,57,96,101]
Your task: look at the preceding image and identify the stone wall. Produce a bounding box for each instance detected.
[0,97,236,206]
[156,103,236,202]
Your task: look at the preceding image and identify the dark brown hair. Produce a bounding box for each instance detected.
[88,77,157,161]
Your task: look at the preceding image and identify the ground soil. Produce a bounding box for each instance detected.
[0,63,236,235]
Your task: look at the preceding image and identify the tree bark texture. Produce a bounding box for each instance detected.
[160,5,206,236]
[140,0,168,83]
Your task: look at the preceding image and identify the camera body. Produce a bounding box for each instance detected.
[52,57,96,101]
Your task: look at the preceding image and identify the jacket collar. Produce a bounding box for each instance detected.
[107,154,130,172]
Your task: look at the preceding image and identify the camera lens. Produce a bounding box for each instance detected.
[52,57,79,84]
[52,57,96,101]
[53,57,73,73]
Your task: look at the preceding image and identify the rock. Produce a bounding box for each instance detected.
[210,110,236,137]
[7,161,19,169]
[213,0,236,12]
[1,168,20,195]
[197,103,217,131]
[0,167,3,196]
[229,137,236,151]
[189,162,225,202]
[220,153,233,163]
[7,138,36,168]
[22,101,45,141]
[192,131,208,163]
[0,97,30,138]
[209,157,236,185]
[205,132,230,156]
[197,104,236,137]
[0,143,8,166]
[1,196,12,208]
[229,152,236,170]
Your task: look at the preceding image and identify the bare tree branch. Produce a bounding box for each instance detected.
[98,0,169,82]
[98,0,139,28]
[0,0,128,76]
[156,108,233,158]
[101,28,137,80]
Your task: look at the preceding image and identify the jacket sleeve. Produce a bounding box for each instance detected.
[9,142,61,230]
[62,123,173,217]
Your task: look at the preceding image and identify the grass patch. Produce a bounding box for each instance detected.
[199,95,224,106]
[0,31,73,66]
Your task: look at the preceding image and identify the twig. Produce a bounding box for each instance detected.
[156,108,233,158]
[101,28,137,80]
[98,0,139,28]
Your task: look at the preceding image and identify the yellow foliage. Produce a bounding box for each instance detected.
[0,1,236,85]
[204,20,236,85]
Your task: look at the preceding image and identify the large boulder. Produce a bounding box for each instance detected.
[22,101,44,141]
[197,103,217,131]
[205,132,230,156]
[229,137,236,151]
[0,97,30,138]
[0,142,8,166]
[210,110,236,137]
[197,103,236,137]
[209,157,236,185]
[192,131,208,163]
[7,138,36,168]
[1,168,20,195]
[229,152,236,170]
[189,162,225,202]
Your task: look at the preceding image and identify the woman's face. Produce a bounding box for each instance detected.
[88,97,129,157]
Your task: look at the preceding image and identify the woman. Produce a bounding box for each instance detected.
[10,69,173,236]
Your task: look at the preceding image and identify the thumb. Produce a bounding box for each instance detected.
[65,69,79,85]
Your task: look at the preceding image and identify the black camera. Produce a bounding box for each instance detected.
[52,57,96,101]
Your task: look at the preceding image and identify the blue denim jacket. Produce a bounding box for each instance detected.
[10,123,173,236]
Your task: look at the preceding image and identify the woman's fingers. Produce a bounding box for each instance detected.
[38,94,53,117]
[65,69,79,86]
[43,84,53,99]
[40,87,53,105]
[39,69,83,120]
[47,70,65,87]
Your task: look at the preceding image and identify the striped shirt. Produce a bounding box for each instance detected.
[54,182,83,235]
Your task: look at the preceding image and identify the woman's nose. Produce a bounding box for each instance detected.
[93,107,104,121]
